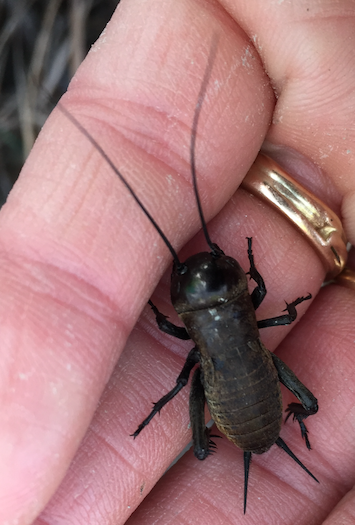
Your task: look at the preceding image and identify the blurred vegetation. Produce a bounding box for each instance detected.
[0,0,119,206]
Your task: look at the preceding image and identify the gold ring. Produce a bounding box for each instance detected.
[334,267,355,290]
[242,153,348,279]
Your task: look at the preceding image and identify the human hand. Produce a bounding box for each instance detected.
[2,1,355,524]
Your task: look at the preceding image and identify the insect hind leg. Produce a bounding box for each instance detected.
[285,403,316,450]
[189,367,218,460]
[271,353,318,450]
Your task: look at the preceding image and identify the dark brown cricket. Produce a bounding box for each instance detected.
[133,239,318,512]
[172,250,283,455]
[130,38,319,512]
[56,37,319,513]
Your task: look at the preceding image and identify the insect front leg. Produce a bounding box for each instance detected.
[246,237,267,310]
[257,294,312,329]
[131,346,200,438]
[189,367,218,460]
[148,300,190,340]
[271,353,318,450]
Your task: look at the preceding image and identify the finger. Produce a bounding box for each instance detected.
[1,1,274,524]
[34,1,355,520]
[223,0,355,227]
[321,486,355,525]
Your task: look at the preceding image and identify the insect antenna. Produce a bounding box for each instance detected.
[55,101,183,271]
[189,35,223,258]
[53,35,221,270]
[243,451,252,514]
[275,437,319,483]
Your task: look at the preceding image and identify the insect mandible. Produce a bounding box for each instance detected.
[58,37,319,513]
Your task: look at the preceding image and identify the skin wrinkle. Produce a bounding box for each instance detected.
[70,436,127,516]
[89,427,137,475]
[0,254,126,466]
[60,426,168,522]
[56,104,205,271]
[66,95,194,178]
[2,254,121,333]
[64,79,258,209]
[0,212,147,329]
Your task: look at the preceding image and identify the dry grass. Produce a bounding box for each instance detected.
[0,0,119,206]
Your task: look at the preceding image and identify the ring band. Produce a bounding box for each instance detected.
[242,153,348,279]
[334,267,355,291]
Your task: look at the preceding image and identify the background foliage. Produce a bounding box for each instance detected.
[0,0,119,206]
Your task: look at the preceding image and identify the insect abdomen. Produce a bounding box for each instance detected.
[203,340,282,454]
[180,294,282,454]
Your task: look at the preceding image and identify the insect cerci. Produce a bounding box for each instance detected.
[58,37,319,513]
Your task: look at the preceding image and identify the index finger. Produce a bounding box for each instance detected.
[0,1,274,523]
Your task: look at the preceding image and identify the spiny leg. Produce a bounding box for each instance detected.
[275,437,319,483]
[271,353,318,450]
[257,294,312,329]
[189,367,218,460]
[149,300,190,340]
[244,451,252,514]
[285,404,315,450]
[246,237,267,310]
[131,346,200,438]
